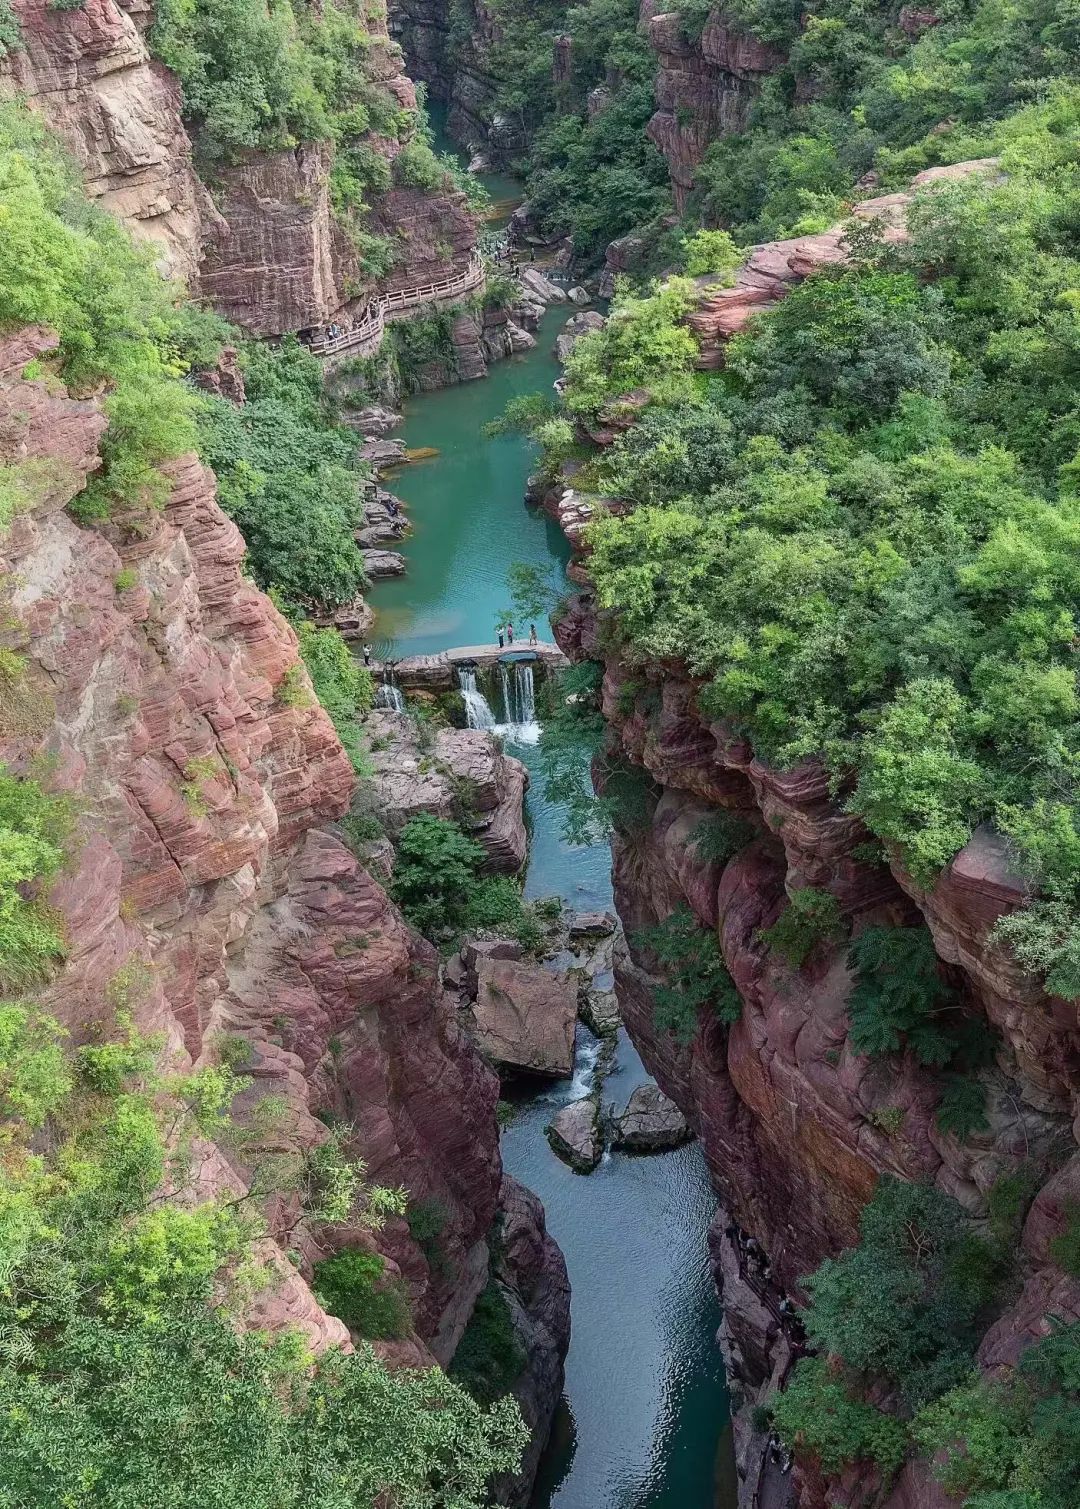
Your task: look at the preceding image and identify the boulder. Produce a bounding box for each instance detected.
[350,405,403,436]
[358,436,409,469]
[361,549,406,578]
[568,286,591,305]
[580,983,620,1037]
[512,299,546,330]
[472,958,577,1077]
[545,1097,602,1171]
[612,1085,692,1152]
[568,909,618,937]
[507,322,537,353]
[519,267,568,306]
[555,310,606,362]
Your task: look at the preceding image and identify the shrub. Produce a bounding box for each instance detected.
[297,622,374,773]
[0,768,74,991]
[803,1179,1005,1408]
[406,1197,450,1273]
[771,1357,908,1474]
[691,810,755,866]
[390,813,487,936]
[0,1007,526,1505]
[449,1280,526,1407]
[635,904,742,1044]
[1049,1201,1080,1278]
[311,1249,412,1340]
[758,887,845,969]
[682,228,741,279]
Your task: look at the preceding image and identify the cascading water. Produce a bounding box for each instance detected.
[457,667,496,729]
[497,660,539,745]
[375,672,405,713]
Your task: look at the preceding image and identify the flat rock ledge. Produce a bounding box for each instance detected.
[612,1085,692,1153]
[545,1097,602,1173]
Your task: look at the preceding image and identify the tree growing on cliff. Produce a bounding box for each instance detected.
[0,1005,526,1507]
[635,904,742,1044]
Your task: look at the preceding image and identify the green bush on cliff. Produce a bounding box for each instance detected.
[449,1279,526,1408]
[913,1324,1080,1508]
[389,812,538,945]
[771,1357,908,1474]
[757,887,845,969]
[804,1179,1005,1408]
[297,621,374,773]
[0,1006,525,1506]
[0,105,200,520]
[0,769,75,992]
[635,904,742,1044]
[573,154,1080,997]
[193,338,368,612]
[311,1249,412,1340]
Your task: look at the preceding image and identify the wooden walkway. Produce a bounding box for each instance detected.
[311,254,486,361]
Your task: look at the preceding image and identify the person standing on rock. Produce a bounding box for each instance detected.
[507,622,515,644]
[497,626,505,649]
[363,643,372,666]
[529,623,538,645]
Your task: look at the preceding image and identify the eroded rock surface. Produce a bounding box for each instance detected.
[472,957,578,1077]
[613,1084,692,1151]
[546,1096,603,1171]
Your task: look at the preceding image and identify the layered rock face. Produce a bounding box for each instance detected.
[1,0,209,284]
[5,0,479,335]
[389,0,504,152]
[546,182,1080,1499]
[0,325,556,1409]
[641,2,784,210]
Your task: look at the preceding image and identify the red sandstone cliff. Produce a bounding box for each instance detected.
[0,324,566,1432]
[2,0,479,335]
[641,2,784,211]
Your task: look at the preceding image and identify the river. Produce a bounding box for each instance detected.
[365,145,732,1509]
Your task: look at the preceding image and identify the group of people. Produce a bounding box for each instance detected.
[495,622,539,649]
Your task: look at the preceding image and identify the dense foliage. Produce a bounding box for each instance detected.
[0,1007,525,1506]
[449,1278,526,1408]
[805,1179,1005,1407]
[911,1322,1080,1509]
[0,770,74,992]
[194,339,369,613]
[0,105,209,520]
[570,126,1080,996]
[773,1179,1010,1481]
[311,1249,411,1340]
[389,812,540,947]
[471,0,671,257]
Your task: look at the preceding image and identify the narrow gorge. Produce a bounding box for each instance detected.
[2,1,1080,1508]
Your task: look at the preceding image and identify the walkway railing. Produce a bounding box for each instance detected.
[310,253,486,359]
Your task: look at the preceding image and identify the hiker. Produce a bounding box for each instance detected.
[497,627,505,649]
[506,622,514,644]
[529,623,538,645]
[530,246,536,262]
[362,643,372,666]
[386,496,399,517]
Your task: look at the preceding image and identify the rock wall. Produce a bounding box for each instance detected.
[4,0,480,335]
[545,184,1080,1498]
[1,0,210,285]
[641,2,784,210]
[0,322,567,1469]
[389,0,505,154]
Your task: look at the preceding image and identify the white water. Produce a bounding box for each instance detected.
[457,667,497,729]
[375,676,405,713]
[496,661,540,746]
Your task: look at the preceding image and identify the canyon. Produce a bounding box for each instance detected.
[4,1,1080,1507]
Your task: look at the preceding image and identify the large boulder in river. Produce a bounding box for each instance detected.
[546,1097,602,1172]
[519,267,568,306]
[364,712,528,871]
[612,1085,692,1153]
[361,548,406,578]
[555,310,605,362]
[472,957,577,1077]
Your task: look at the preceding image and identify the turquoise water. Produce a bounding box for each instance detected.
[365,156,732,1509]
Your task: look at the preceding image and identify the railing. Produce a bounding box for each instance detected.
[310,253,486,358]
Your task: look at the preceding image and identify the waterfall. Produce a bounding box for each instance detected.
[495,661,540,746]
[375,671,405,713]
[457,667,496,729]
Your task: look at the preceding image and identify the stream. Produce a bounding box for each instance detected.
[365,128,733,1509]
